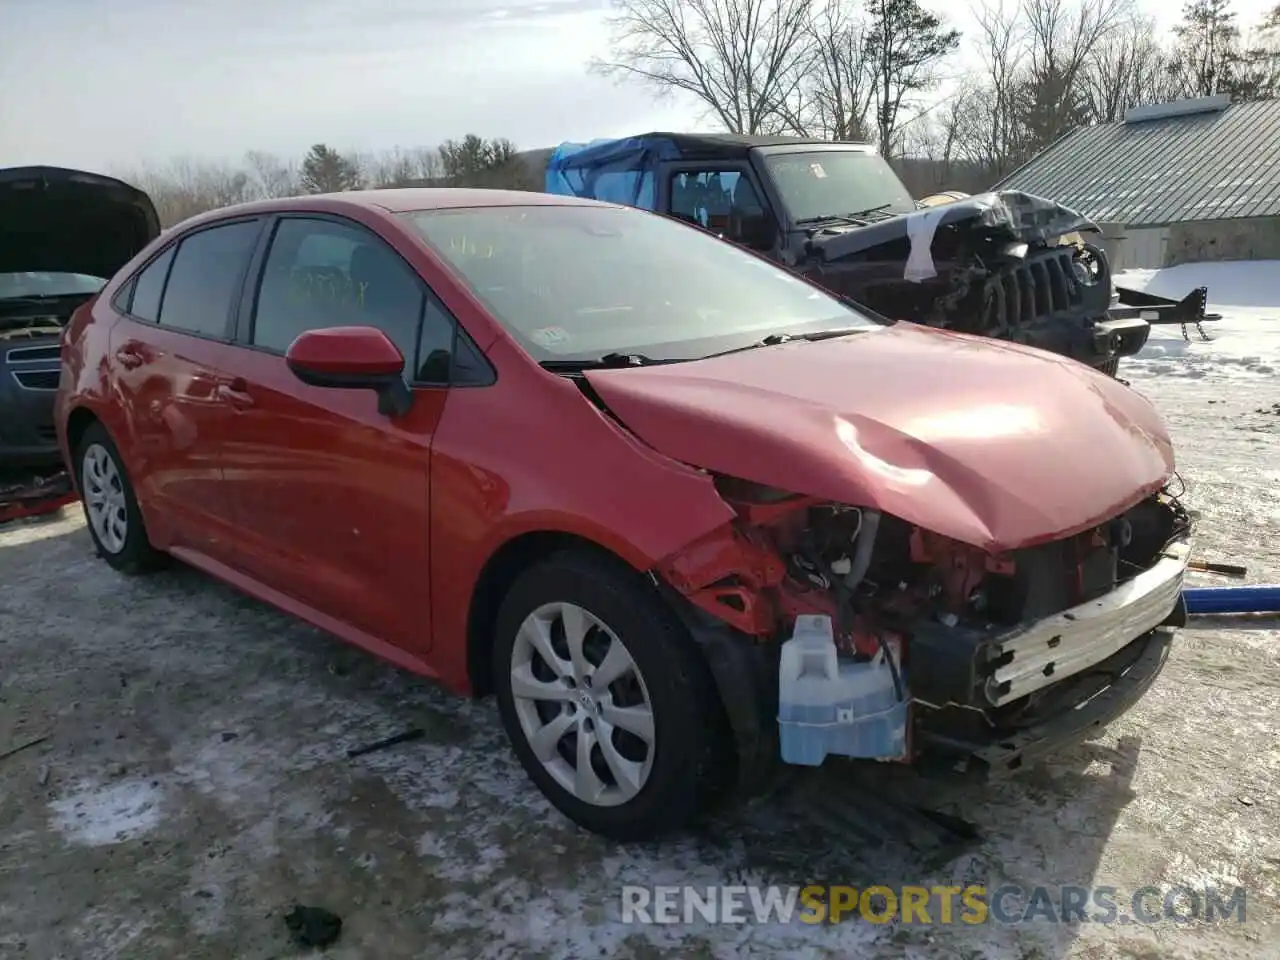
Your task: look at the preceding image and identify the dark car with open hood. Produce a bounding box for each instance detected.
[0,166,160,467]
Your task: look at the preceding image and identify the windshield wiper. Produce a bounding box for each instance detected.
[846,203,894,219]
[801,326,877,341]
[796,204,896,228]
[702,327,870,359]
[539,352,679,372]
[795,214,864,227]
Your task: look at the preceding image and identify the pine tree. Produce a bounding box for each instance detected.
[299,144,362,194]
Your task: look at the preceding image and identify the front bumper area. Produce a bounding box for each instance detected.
[674,527,1190,793]
[0,334,62,468]
[917,626,1175,777]
[986,536,1190,706]
[913,530,1190,777]
[1093,315,1151,360]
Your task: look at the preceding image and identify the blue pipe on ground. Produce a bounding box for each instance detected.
[1182,585,1280,615]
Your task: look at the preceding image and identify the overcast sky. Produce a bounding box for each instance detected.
[1,0,1275,172]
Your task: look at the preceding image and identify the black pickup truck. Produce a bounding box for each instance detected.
[545,133,1158,374]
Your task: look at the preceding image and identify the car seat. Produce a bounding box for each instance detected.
[671,177,701,227]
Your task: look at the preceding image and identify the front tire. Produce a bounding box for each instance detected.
[492,550,726,841]
[74,422,163,574]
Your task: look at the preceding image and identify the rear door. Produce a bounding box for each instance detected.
[216,214,458,652]
[108,218,263,559]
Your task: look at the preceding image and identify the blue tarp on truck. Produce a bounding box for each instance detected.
[545,135,692,209]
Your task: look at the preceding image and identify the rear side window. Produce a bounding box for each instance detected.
[252,217,425,365]
[158,220,261,337]
[128,246,176,322]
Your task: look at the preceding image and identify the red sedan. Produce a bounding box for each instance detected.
[56,188,1192,840]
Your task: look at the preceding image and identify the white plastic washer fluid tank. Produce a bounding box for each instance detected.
[777,615,908,766]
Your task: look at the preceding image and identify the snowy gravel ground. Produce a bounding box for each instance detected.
[1,261,1277,960]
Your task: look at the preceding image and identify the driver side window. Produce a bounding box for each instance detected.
[252,217,425,365]
[669,170,772,252]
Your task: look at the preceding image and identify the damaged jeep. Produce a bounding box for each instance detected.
[545,133,1150,375]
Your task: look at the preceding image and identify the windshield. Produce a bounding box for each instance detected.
[0,271,107,300]
[762,150,916,224]
[401,205,877,363]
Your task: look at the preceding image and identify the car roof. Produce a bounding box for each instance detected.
[171,187,616,232]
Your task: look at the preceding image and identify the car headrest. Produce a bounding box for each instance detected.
[349,245,394,286]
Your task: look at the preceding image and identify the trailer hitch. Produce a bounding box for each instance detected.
[1111,285,1220,343]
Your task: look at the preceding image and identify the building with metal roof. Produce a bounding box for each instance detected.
[994,95,1280,270]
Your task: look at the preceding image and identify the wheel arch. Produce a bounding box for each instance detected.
[64,404,103,467]
[62,406,170,553]
[465,529,648,698]
[463,524,755,807]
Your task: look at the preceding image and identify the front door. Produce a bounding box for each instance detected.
[217,215,453,652]
[660,164,776,254]
[108,219,264,561]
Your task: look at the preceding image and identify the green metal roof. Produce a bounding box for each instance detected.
[994,98,1280,227]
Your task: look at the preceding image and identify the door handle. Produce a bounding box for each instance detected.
[217,377,254,408]
[114,344,147,369]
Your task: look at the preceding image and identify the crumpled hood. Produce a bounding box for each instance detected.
[0,166,160,278]
[584,323,1174,552]
[807,190,1098,265]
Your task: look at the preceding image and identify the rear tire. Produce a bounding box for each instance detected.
[74,422,164,574]
[492,549,726,841]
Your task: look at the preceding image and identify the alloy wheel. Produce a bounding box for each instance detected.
[509,601,656,807]
[82,442,128,554]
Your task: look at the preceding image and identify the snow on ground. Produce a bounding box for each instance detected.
[1,261,1277,960]
[1119,260,1280,381]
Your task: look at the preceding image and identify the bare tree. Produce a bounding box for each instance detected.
[1230,7,1280,99]
[360,147,446,187]
[1017,0,1131,152]
[1163,0,1280,99]
[792,0,877,139]
[1081,16,1175,122]
[116,138,533,226]
[118,159,258,226]
[593,0,815,135]
[950,2,1027,179]
[1168,0,1242,96]
[896,111,956,188]
[864,0,961,155]
[244,151,299,198]
[948,0,1150,180]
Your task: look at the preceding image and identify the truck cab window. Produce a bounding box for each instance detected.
[669,170,772,252]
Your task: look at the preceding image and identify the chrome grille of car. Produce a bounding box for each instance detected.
[5,344,61,362]
[12,370,60,390]
[6,342,62,392]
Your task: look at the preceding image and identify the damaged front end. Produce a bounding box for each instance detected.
[793,191,1149,372]
[655,475,1192,791]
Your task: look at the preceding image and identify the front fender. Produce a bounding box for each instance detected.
[425,337,740,690]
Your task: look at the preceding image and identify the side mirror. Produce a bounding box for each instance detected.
[285,326,413,417]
